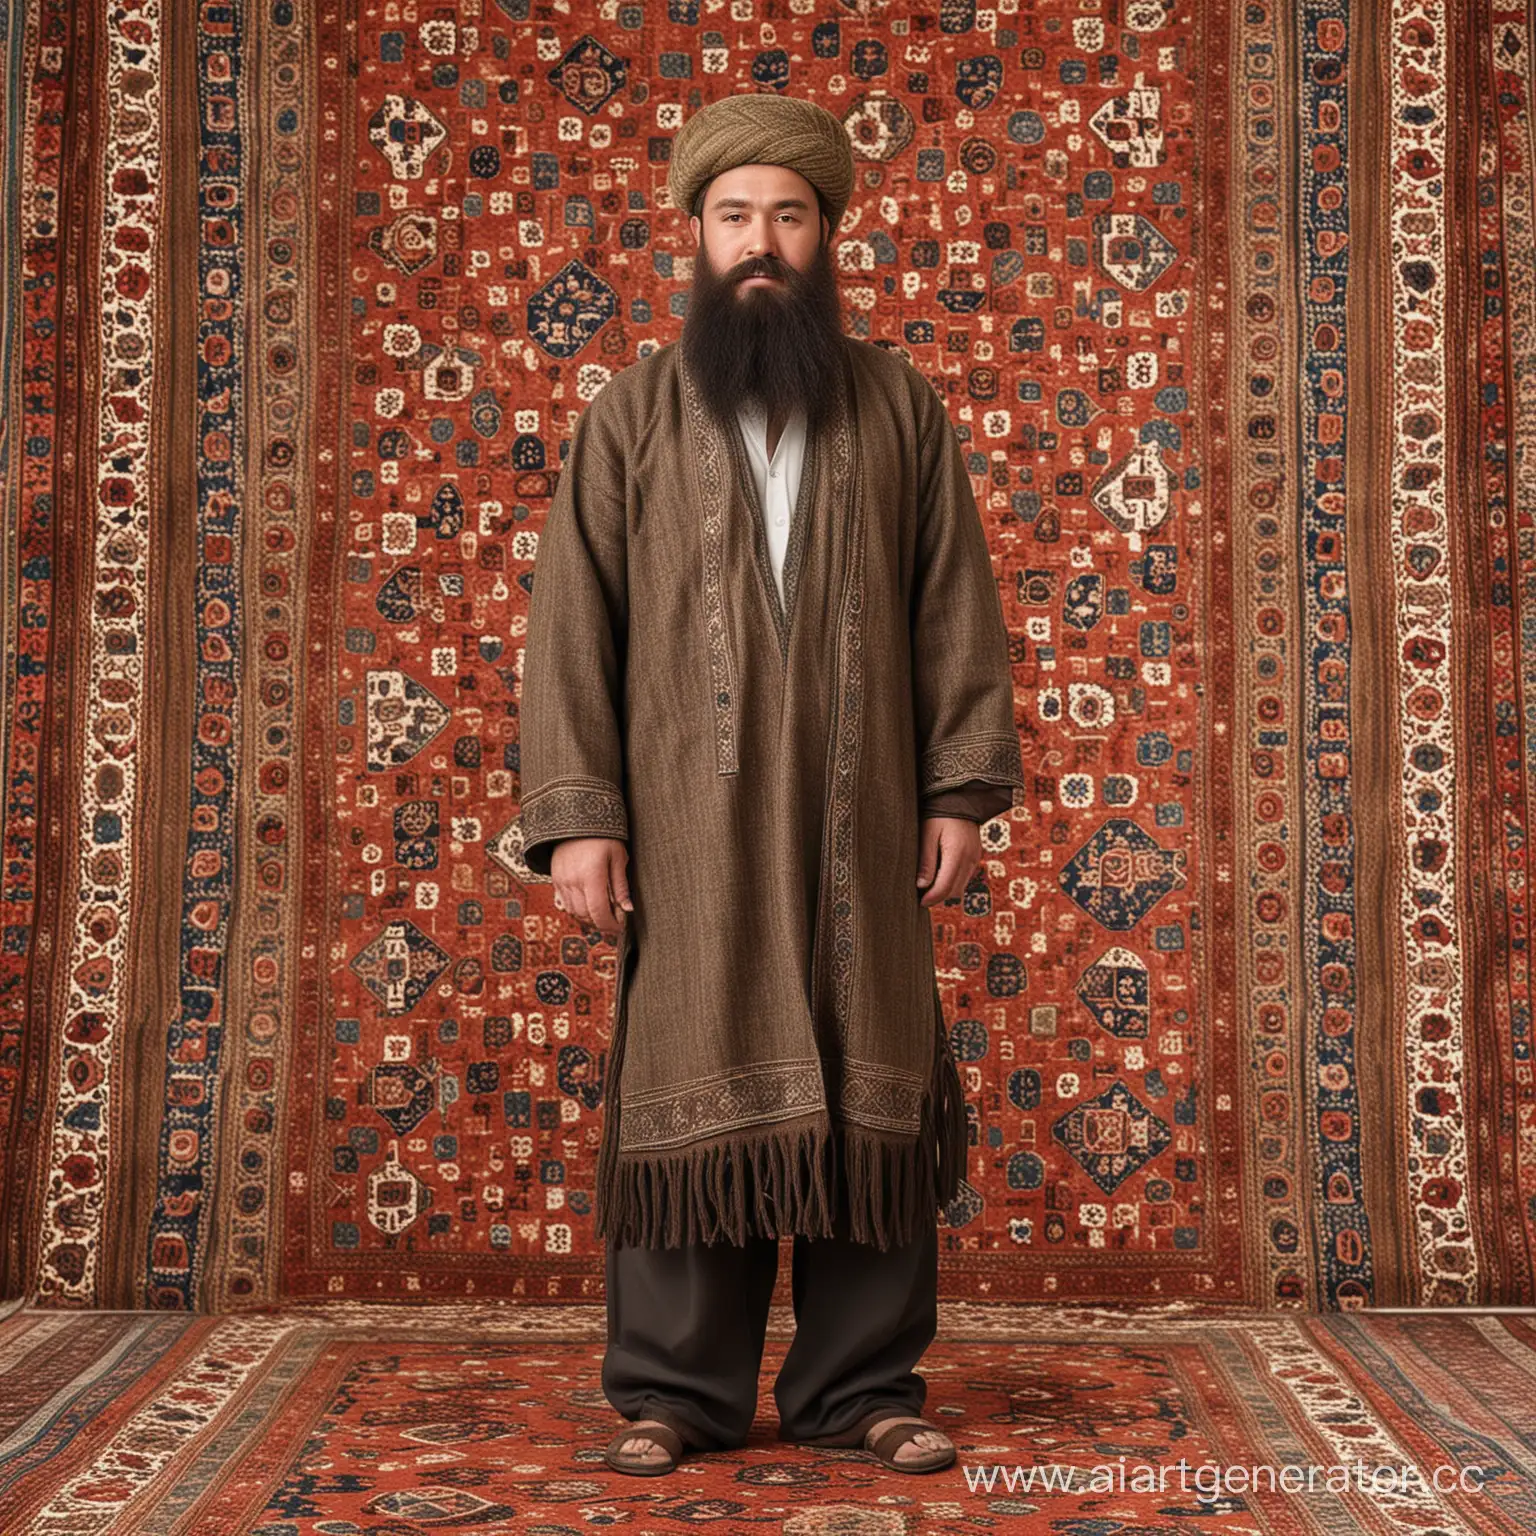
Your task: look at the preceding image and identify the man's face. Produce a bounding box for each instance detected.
[679,161,844,427]
[688,163,829,290]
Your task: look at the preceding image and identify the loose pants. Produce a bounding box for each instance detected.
[601,1175,939,1450]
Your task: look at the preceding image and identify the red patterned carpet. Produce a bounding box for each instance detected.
[2,1301,1535,1533]
[4,0,1536,1322]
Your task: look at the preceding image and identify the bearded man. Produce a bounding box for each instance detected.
[516,93,1023,1476]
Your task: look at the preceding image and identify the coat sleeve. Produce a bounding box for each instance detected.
[921,779,1016,823]
[516,405,630,879]
[909,390,1025,807]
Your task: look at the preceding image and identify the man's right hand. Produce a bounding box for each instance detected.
[550,837,633,943]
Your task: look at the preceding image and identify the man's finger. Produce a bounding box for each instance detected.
[919,833,953,905]
[916,826,941,888]
[610,856,634,913]
[585,876,620,937]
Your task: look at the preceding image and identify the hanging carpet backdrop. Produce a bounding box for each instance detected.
[2,0,1534,1312]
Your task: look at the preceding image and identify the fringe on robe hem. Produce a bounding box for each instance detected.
[594,983,969,1252]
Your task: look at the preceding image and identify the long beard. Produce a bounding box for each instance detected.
[679,238,845,429]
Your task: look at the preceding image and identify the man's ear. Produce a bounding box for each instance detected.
[690,214,701,249]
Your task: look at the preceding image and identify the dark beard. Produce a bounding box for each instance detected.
[679,238,845,429]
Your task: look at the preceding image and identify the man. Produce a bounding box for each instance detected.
[516,93,1023,1475]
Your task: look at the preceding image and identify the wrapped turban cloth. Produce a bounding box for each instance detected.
[667,93,855,233]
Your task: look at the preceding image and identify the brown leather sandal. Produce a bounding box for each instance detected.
[604,1417,687,1476]
[852,1411,956,1473]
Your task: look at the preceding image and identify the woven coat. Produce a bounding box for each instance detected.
[516,335,1024,1249]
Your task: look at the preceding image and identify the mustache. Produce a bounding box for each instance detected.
[731,255,793,283]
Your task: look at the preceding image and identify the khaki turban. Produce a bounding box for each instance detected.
[667,94,855,232]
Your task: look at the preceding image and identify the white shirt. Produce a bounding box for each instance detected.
[736,400,808,606]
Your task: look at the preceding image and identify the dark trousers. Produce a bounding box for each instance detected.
[601,1178,939,1450]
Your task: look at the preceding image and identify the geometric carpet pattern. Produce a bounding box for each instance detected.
[3,1301,1536,1532]
[3,0,1536,1310]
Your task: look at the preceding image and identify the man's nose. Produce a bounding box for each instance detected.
[744,217,779,255]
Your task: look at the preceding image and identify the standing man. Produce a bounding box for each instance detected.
[516,93,1023,1475]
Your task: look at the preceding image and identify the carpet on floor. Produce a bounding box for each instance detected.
[2,1303,1536,1533]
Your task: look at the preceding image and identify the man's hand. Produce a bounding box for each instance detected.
[917,816,983,908]
[550,837,633,942]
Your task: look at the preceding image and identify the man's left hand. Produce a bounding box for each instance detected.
[916,816,983,907]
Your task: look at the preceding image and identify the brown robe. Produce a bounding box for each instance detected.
[515,334,1024,1249]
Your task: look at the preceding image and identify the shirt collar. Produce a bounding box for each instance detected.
[737,398,806,426]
